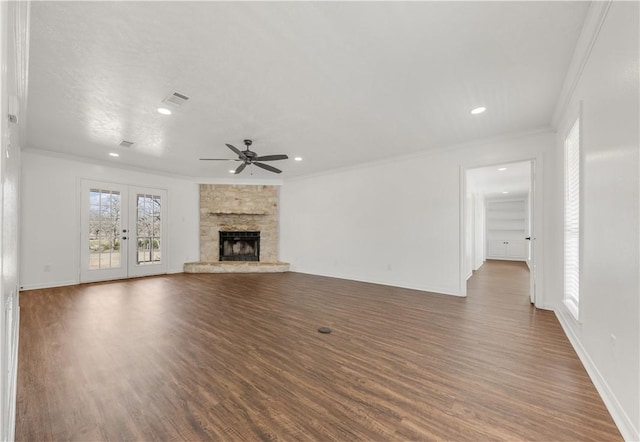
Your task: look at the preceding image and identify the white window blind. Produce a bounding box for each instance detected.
[564,118,580,320]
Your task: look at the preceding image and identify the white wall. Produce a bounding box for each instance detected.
[473,194,485,271]
[280,130,556,302]
[463,191,486,275]
[1,2,27,439]
[553,2,639,440]
[464,193,473,279]
[1,1,28,439]
[20,152,200,289]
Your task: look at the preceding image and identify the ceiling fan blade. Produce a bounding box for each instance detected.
[234,162,247,174]
[254,162,282,174]
[199,158,242,161]
[226,144,247,160]
[253,154,289,162]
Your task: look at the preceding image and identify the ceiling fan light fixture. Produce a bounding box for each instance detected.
[294,157,302,161]
[109,152,119,157]
[471,106,486,115]
[228,169,235,173]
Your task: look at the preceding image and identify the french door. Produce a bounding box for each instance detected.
[80,180,168,283]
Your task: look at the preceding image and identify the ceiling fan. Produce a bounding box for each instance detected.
[200,139,288,174]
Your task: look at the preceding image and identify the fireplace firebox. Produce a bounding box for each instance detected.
[219,231,260,261]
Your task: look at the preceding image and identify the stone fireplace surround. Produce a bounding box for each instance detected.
[183,184,289,273]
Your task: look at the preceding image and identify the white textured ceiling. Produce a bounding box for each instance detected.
[25,1,589,179]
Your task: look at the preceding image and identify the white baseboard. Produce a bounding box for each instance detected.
[20,280,79,291]
[7,306,19,442]
[290,270,463,297]
[465,271,473,281]
[20,270,186,290]
[556,308,639,442]
[168,268,185,274]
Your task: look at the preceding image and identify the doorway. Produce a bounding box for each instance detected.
[80,180,168,283]
[463,160,536,303]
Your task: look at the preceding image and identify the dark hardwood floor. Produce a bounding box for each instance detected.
[16,261,621,441]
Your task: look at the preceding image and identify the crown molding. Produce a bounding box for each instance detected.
[284,126,554,183]
[22,147,284,185]
[551,1,612,128]
[21,147,201,181]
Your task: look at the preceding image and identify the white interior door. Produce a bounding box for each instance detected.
[80,181,129,282]
[80,181,167,282]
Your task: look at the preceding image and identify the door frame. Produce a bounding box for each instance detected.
[127,185,168,278]
[79,180,130,283]
[79,179,169,283]
[459,156,544,307]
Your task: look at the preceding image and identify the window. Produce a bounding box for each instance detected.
[564,118,580,320]
[88,189,122,270]
[136,193,162,265]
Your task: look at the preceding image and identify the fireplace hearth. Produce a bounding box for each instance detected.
[219,231,260,261]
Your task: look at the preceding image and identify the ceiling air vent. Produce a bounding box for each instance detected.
[119,140,134,148]
[162,91,189,107]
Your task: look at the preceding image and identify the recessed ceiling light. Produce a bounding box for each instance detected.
[498,167,507,171]
[229,169,235,174]
[294,157,302,161]
[109,152,119,157]
[471,106,486,115]
[157,107,172,115]
[502,191,509,194]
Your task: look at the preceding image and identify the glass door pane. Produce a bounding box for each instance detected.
[128,187,167,278]
[88,189,122,269]
[80,180,128,283]
[135,193,162,265]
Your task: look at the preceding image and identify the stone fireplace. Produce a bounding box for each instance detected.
[183,184,288,273]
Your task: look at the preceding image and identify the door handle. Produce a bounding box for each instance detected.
[525,237,531,240]
[122,236,128,240]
